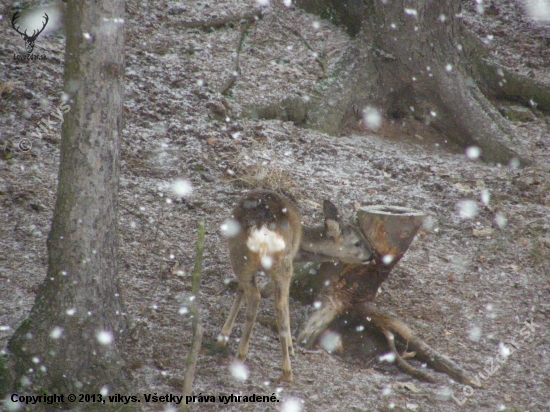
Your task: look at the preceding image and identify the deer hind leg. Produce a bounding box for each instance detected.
[235,277,261,362]
[273,258,294,382]
[218,288,244,346]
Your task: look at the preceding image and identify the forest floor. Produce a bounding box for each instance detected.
[1,0,549,411]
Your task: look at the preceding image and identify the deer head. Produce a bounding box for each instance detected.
[11,11,49,55]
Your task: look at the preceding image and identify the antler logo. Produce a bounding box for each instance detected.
[11,10,49,55]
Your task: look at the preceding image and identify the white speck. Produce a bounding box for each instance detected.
[197,79,204,86]
[465,146,481,160]
[319,331,341,353]
[261,255,274,270]
[476,4,485,14]
[524,0,550,22]
[508,158,520,169]
[382,385,392,396]
[379,352,396,363]
[356,325,365,332]
[498,342,511,358]
[362,106,382,131]
[50,327,63,339]
[439,14,447,22]
[230,361,249,381]
[66,308,76,316]
[312,21,320,29]
[457,200,479,219]
[179,307,189,315]
[391,23,396,29]
[171,179,193,197]
[220,218,241,238]
[313,301,322,309]
[445,64,453,72]
[83,32,92,40]
[281,398,302,412]
[96,330,113,345]
[468,326,481,341]
[495,213,507,229]
[382,254,394,265]
[283,0,292,7]
[0,326,11,331]
[456,44,463,52]
[32,357,40,364]
[480,189,490,205]
[422,216,436,230]
[430,111,437,117]
[404,8,418,17]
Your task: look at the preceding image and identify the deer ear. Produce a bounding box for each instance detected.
[325,218,341,238]
[323,200,340,221]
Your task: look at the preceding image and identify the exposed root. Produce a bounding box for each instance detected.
[382,329,436,383]
[362,302,478,386]
[182,9,262,29]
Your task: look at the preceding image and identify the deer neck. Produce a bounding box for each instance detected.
[298,225,339,261]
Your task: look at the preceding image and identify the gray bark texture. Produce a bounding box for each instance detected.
[7,0,130,398]
[298,0,531,165]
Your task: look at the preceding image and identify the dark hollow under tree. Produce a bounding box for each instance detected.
[297,0,535,164]
[6,0,130,399]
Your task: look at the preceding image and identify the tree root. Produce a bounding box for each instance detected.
[382,329,436,383]
[361,302,478,386]
[182,9,262,30]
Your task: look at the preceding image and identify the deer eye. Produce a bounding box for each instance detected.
[354,241,361,247]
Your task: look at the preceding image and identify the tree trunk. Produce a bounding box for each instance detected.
[8,0,130,398]
[300,0,530,165]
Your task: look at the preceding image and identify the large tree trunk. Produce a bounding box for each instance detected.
[300,0,530,165]
[7,0,130,397]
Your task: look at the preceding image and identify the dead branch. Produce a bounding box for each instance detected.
[361,302,478,386]
[182,220,207,408]
[219,19,254,95]
[182,9,262,29]
[274,16,327,77]
[382,329,436,383]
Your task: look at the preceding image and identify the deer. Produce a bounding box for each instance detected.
[218,190,373,382]
[11,11,49,55]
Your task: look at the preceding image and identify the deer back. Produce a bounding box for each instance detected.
[227,190,302,273]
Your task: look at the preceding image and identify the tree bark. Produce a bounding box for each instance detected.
[8,0,130,398]
[300,0,531,165]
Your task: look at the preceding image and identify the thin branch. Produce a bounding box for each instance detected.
[182,220,207,408]
[382,329,436,383]
[219,19,254,95]
[274,16,327,77]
